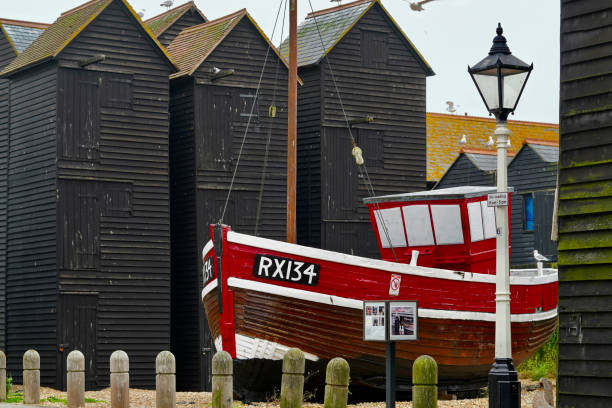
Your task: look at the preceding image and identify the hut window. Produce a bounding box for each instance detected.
[402,205,434,246]
[361,30,388,68]
[102,185,132,217]
[430,205,464,245]
[238,92,259,123]
[374,207,407,248]
[524,194,534,231]
[100,73,133,109]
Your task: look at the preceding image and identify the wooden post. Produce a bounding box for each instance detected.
[323,358,350,408]
[281,348,304,408]
[110,351,129,408]
[0,350,5,401]
[23,349,40,404]
[212,351,232,408]
[156,351,176,408]
[67,350,85,408]
[412,355,437,408]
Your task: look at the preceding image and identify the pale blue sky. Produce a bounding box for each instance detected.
[2,0,560,123]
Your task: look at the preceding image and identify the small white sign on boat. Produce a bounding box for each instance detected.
[487,192,509,207]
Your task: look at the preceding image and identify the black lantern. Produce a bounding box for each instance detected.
[468,23,532,121]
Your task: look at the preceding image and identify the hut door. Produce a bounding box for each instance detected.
[534,190,557,260]
[57,293,98,390]
[58,69,100,162]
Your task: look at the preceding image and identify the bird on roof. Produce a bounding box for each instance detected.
[485,136,494,148]
[160,0,173,9]
[458,134,467,146]
[410,0,436,12]
[330,0,343,4]
[533,250,550,262]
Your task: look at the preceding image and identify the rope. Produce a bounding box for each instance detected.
[306,0,399,262]
[220,0,286,224]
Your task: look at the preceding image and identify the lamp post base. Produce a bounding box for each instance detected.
[488,358,520,408]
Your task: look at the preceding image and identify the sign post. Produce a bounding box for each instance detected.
[363,300,418,408]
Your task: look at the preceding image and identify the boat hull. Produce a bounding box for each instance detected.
[202,227,558,398]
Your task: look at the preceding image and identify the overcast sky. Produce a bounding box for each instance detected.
[2,0,560,123]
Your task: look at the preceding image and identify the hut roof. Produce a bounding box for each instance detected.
[0,18,49,54]
[0,0,177,77]
[278,0,433,74]
[460,148,499,172]
[145,1,207,38]
[512,139,559,164]
[167,9,296,80]
[427,112,559,182]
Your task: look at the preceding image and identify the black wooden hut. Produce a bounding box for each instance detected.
[280,0,434,258]
[166,9,292,390]
[145,1,207,47]
[558,2,612,406]
[0,0,176,389]
[434,148,497,189]
[507,139,558,267]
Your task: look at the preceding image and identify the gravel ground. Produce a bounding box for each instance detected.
[10,379,551,408]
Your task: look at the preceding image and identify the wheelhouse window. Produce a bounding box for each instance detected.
[374,207,406,248]
[524,194,534,231]
[468,201,497,242]
[402,205,434,246]
[431,205,464,245]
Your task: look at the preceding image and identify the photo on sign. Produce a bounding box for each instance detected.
[389,301,417,341]
[363,301,386,341]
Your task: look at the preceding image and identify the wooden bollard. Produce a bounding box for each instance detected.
[412,355,438,408]
[280,348,305,408]
[0,350,5,401]
[212,351,232,408]
[156,351,176,408]
[111,351,129,408]
[324,358,350,408]
[67,350,85,408]
[23,349,40,404]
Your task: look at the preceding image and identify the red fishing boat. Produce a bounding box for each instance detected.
[201,186,558,398]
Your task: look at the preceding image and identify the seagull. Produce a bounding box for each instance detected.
[485,136,494,148]
[446,100,458,114]
[533,250,550,262]
[137,9,145,18]
[458,134,467,146]
[160,0,173,9]
[410,0,436,12]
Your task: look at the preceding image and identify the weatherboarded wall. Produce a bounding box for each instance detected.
[299,3,430,257]
[0,30,16,352]
[169,16,289,390]
[508,145,557,267]
[6,63,58,386]
[558,1,612,407]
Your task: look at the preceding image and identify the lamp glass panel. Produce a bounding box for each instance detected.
[502,71,529,109]
[473,73,500,110]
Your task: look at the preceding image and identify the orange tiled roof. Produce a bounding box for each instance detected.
[427,112,559,181]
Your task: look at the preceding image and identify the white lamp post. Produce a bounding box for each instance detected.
[468,23,532,408]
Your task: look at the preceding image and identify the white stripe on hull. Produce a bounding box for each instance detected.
[224,277,557,323]
[214,335,320,361]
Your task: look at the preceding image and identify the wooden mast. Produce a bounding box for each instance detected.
[287,0,297,243]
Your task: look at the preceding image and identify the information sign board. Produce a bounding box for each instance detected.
[487,192,508,207]
[363,301,386,341]
[389,301,418,341]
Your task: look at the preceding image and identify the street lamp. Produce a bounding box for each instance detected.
[468,23,532,408]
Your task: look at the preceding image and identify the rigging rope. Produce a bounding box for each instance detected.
[306,0,399,262]
[220,0,286,225]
